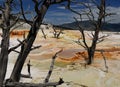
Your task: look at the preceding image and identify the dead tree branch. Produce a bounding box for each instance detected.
[8,15,21,29]
[8,43,22,54]
[44,50,63,83]
[8,39,26,53]
[52,27,63,39]
[6,78,64,87]
[74,17,89,50]
[31,45,42,51]
[19,0,32,25]
[100,50,108,72]
[12,50,20,54]
[40,28,47,39]
[74,38,86,49]
[97,34,109,44]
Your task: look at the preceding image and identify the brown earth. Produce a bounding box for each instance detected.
[57,47,120,63]
[9,29,120,64]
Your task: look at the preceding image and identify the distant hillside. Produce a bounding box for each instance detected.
[60,21,120,32]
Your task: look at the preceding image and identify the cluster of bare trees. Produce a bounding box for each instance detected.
[0,0,70,87]
[0,0,111,87]
[52,26,63,39]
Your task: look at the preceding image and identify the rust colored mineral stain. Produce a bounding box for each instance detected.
[57,47,120,63]
[10,30,29,37]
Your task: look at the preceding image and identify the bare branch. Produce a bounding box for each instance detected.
[52,26,63,39]
[88,4,95,21]
[8,39,26,53]
[97,34,109,44]
[74,17,89,49]
[44,49,63,83]
[91,31,95,37]
[51,0,70,4]
[12,50,20,54]
[19,0,32,25]
[32,0,41,15]
[97,38,104,44]
[91,0,99,7]
[87,33,93,40]
[30,45,41,51]
[17,39,27,46]
[57,28,63,38]
[74,38,86,49]
[98,34,109,40]
[40,28,47,39]
[68,7,82,16]
[100,50,108,72]
[8,15,21,29]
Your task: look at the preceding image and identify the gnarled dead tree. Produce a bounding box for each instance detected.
[0,0,20,86]
[44,50,63,83]
[52,26,63,39]
[68,0,109,65]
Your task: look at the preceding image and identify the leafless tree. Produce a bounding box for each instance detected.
[0,0,20,86]
[0,0,70,87]
[52,26,63,39]
[44,50,63,83]
[68,0,109,65]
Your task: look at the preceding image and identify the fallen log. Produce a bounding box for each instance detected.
[5,78,64,87]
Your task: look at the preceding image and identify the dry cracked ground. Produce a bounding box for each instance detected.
[1,29,120,87]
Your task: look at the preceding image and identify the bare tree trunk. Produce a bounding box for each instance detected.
[9,29,38,81]
[10,1,50,82]
[0,1,11,86]
[87,31,99,65]
[44,50,62,83]
[87,0,105,65]
[0,30,10,87]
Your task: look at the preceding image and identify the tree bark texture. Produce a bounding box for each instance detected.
[0,1,11,86]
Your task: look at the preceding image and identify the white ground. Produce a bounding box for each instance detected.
[0,29,120,87]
